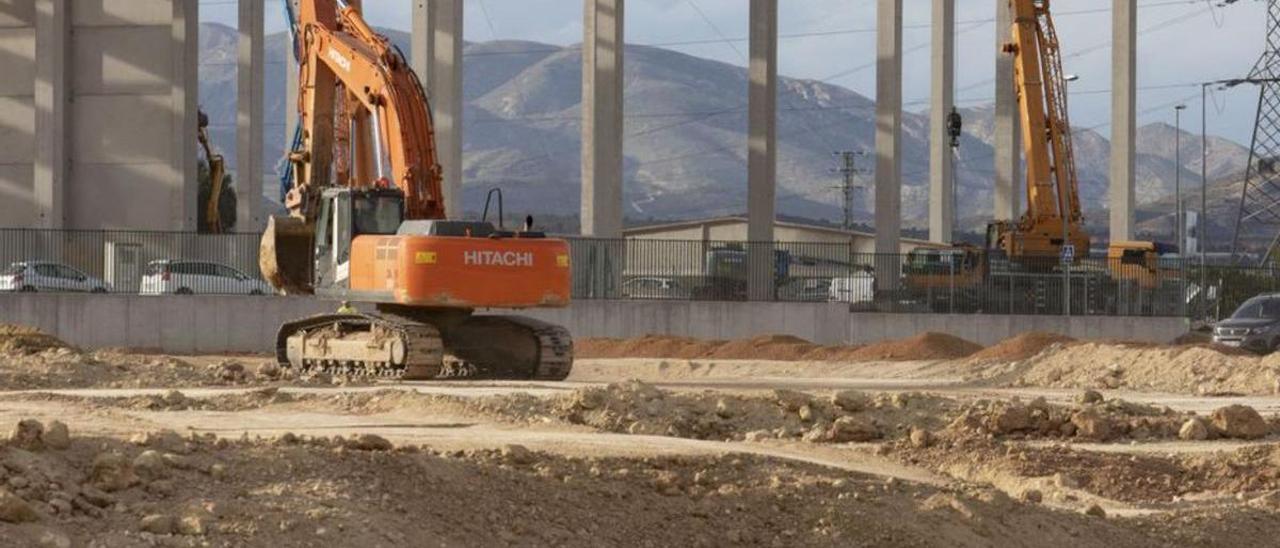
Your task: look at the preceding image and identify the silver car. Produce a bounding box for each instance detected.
[139,260,275,296]
[0,261,110,293]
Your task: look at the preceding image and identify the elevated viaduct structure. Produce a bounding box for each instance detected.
[0,0,1138,247]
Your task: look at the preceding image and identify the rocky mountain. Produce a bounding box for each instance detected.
[197,23,1252,236]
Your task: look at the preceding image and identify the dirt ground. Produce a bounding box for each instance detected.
[5,327,1280,546]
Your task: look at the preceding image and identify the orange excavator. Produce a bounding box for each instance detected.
[259,0,572,380]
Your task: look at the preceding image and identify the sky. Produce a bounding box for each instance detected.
[200,0,1274,144]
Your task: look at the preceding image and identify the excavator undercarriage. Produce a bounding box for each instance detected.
[275,310,572,381]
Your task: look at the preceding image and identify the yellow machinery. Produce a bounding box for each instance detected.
[991,0,1090,259]
[198,109,227,233]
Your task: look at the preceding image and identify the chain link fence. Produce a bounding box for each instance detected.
[0,229,1274,319]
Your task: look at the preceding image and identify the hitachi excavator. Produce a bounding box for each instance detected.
[904,0,1181,314]
[198,109,227,233]
[259,0,572,380]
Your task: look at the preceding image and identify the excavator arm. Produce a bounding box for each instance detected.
[288,0,443,220]
[264,0,444,293]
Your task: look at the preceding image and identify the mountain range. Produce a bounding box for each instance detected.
[196,23,1256,244]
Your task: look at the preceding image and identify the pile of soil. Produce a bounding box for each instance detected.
[576,334,869,362]
[577,333,978,363]
[974,342,1280,395]
[841,333,982,362]
[0,324,72,355]
[0,344,278,390]
[968,332,1077,363]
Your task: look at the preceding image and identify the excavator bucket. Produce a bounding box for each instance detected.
[260,215,315,295]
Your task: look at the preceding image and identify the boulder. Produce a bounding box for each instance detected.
[990,404,1033,434]
[828,416,879,443]
[0,488,38,523]
[41,422,70,450]
[832,391,869,412]
[139,514,176,535]
[90,452,139,492]
[347,434,393,451]
[1178,417,1210,441]
[772,390,810,412]
[10,420,44,451]
[1210,405,1270,440]
[1078,390,1104,405]
[1070,410,1114,441]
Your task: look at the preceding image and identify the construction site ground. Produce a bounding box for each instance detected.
[4,327,1280,546]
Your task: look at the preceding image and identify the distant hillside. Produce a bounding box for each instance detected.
[197,23,1252,240]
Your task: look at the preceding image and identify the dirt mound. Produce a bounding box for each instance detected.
[701,335,823,361]
[0,324,72,355]
[974,342,1280,395]
[968,332,1076,363]
[576,334,870,362]
[842,333,982,362]
[0,349,280,391]
[575,335,721,359]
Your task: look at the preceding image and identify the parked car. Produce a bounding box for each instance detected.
[1212,293,1280,353]
[140,260,274,296]
[0,261,110,293]
[829,271,875,304]
[622,276,687,299]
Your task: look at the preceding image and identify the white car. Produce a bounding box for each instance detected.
[140,260,274,296]
[829,271,875,304]
[0,261,110,293]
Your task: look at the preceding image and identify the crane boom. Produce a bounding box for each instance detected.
[992,0,1089,258]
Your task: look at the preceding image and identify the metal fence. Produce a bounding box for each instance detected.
[0,228,1276,319]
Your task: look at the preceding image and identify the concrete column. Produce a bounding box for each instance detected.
[432,0,463,216]
[993,0,1020,221]
[174,0,199,230]
[33,0,68,229]
[928,0,954,244]
[747,0,777,301]
[1110,0,1136,242]
[237,0,264,231]
[581,0,625,238]
[412,0,435,97]
[875,0,902,292]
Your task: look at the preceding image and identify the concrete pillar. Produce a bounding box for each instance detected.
[875,0,902,292]
[237,0,264,231]
[33,0,68,229]
[412,0,435,97]
[993,0,1020,221]
[581,0,624,238]
[432,0,463,217]
[747,0,777,301]
[1110,0,1136,242]
[928,0,954,244]
[174,0,199,230]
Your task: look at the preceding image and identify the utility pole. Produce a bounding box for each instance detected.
[830,151,866,231]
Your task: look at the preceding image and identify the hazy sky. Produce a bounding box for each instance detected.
[203,0,1272,144]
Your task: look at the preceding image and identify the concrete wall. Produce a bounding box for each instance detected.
[0,0,195,231]
[0,0,36,227]
[0,294,1189,354]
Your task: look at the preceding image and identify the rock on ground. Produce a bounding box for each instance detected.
[1211,405,1270,440]
[0,488,38,523]
[1178,417,1210,441]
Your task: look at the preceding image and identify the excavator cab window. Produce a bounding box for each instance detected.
[352,192,404,236]
[1120,248,1148,267]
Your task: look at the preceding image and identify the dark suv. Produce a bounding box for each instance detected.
[1213,294,1280,353]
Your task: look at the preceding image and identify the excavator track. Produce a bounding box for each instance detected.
[275,313,443,379]
[275,312,572,381]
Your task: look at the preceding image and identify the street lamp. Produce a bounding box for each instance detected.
[1175,104,1187,253]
